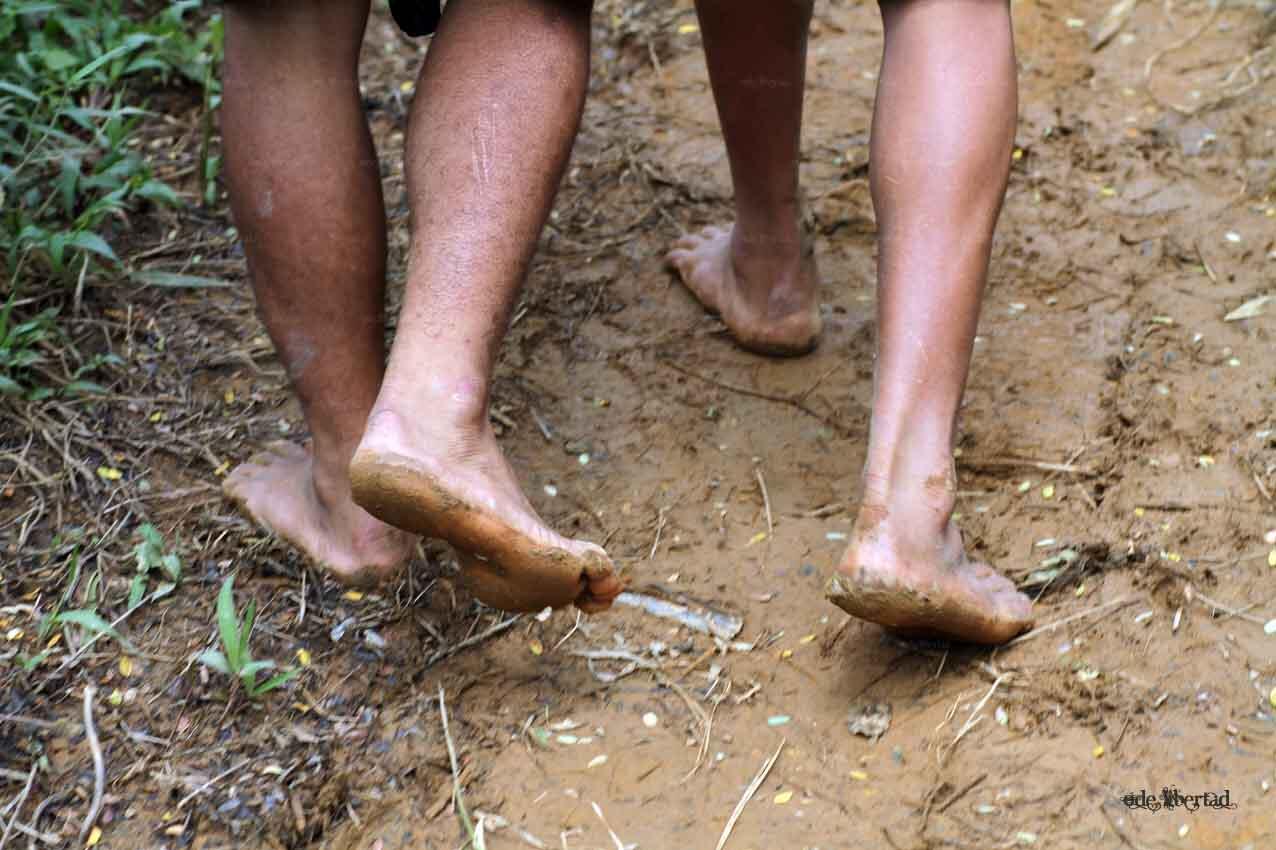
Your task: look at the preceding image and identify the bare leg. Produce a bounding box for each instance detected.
[826,0,1034,644]
[220,0,414,585]
[350,0,622,613]
[666,0,821,356]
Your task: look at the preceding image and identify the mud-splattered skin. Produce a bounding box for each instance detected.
[219,0,626,608]
[350,411,622,613]
[674,0,1035,643]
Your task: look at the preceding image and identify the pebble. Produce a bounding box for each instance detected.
[642,712,659,728]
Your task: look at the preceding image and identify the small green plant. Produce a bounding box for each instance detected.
[23,548,136,672]
[0,2,223,399]
[0,295,57,398]
[198,576,300,698]
[129,522,181,609]
[0,294,120,399]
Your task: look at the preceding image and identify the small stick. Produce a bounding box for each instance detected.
[661,360,853,438]
[438,687,476,846]
[589,801,625,850]
[529,409,554,442]
[77,688,104,843]
[0,765,36,850]
[423,616,520,669]
[958,457,1097,477]
[0,715,57,730]
[1192,588,1269,626]
[1003,596,1137,647]
[551,611,584,653]
[649,507,667,560]
[715,739,785,850]
[754,468,773,541]
[176,758,251,809]
[14,818,59,846]
[937,772,987,814]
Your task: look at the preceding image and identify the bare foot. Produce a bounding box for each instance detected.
[666,223,821,356]
[826,505,1033,644]
[349,409,623,614]
[223,441,416,587]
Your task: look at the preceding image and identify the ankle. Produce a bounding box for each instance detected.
[374,374,491,434]
[859,462,958,533]
[728,218,814,316]
[732,204,804,256]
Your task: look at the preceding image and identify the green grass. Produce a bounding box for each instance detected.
[198,576,301,699]
[0,0,223,398]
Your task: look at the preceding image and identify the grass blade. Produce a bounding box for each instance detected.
[215,576,241,671]
[130,270,230,289]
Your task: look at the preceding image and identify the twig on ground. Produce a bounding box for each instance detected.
[25,791,67,850]
[1002,596,1138,648]
[77,688,104,843]
[1191,587,1269,626]
[957,457,1097,477]
[715,739,785,850]
[660,360,853,437]
[590,801,626,850]
[937,773,988,814]
[649,507,668,560]
[0,765,36,850]
[551,611,584,653]
[754,467,773,541]
[1143,0,1228,115]
[0,717,57,731]
[438,687,477,847]
[176,758,251,810]
[423,616,520,669]
[940,674,1009,766]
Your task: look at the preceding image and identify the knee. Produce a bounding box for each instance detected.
[224,0,368,73]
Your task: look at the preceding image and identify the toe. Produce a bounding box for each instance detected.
[998,588,1034,624]
[672,232,703,252]
[667,248,693,272]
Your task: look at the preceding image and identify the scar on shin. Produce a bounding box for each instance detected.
[741,76,794,90]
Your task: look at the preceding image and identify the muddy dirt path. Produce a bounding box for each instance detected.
[4,0,1275,848]
[309,1,1276,847]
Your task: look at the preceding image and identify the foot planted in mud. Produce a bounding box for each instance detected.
[825,508,1034,645]
[223,440,416,587]
[667,223,821,356]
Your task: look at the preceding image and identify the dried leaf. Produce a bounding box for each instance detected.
[1223,295,1273,322]
[1091,0,1139,52]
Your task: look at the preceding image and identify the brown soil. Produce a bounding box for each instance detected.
[4,1,1276,848]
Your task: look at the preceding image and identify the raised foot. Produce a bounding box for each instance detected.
[666,224,821,357]
[826,533,1034,645]
[349,411,623,614]
[223,441,415,587]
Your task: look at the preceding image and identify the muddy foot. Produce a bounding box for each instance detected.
[826,513,1034,645]
[223,441,416,587]
[349,410,623,614]
[666,224,821,356]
